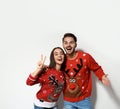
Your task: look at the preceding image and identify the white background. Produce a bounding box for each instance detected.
[0,0,120,109]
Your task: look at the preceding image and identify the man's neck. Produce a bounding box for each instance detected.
[67,51,78,60]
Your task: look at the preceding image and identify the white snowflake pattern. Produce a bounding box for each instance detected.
[82,86,85,89]
[43,90,47,94]
[70,72,74,76]
[82,80,84,83]
[83,53,86,57]
[70,64,73,67]
[84,59,86,62]
[76,59,79,62]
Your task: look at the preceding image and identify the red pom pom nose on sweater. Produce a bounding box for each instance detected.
[69,84,77,90]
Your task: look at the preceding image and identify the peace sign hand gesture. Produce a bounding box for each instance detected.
[31,55,46,77]
[37,54,46,70]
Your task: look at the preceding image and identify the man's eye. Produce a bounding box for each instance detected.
[70,41,74,44]
[64,42,68,44]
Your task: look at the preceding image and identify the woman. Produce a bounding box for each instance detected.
[26,47,66,109]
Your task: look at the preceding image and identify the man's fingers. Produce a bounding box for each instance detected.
[105,74,108,77]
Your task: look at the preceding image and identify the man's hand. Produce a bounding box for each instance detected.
[102,74,110,86]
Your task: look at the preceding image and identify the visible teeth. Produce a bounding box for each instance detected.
[67,48,71,50]
[58,59,62,61]
[66,47,72,50]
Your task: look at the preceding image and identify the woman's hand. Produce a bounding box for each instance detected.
[37,54,46,70]
[31,55,46,77]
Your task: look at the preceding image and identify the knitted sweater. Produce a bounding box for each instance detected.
[26,68,65,102]
[63,51,105,102]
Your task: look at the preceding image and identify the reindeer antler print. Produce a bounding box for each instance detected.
[73,58,83,77]
[49,76,58,86]
[65,69,70,77]
[65,58,83,77]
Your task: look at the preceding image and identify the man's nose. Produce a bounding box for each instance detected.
[67,43,71,46]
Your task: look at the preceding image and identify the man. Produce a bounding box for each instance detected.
[62,33,110,109]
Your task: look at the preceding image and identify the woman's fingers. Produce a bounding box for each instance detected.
[38,55,46,68]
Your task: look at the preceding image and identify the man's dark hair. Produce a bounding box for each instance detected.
[62,33,77,42]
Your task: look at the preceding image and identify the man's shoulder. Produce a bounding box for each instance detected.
[77,50,88,54]
[77,51,91,58]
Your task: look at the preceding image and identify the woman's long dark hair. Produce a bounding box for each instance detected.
[49,47,66,71]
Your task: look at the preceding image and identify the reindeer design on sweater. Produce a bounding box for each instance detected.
[48,75,64,101]
[64,58,85,97]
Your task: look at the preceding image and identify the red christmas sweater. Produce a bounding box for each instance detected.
[26,68,65,102]
[63,51,105,102]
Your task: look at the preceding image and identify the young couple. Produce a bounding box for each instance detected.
[26,33,110,109]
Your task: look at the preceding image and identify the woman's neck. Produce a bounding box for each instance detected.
[55,64,61,71]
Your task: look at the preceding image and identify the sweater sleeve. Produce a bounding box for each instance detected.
[26,74,39,86]
[87,54,105,81]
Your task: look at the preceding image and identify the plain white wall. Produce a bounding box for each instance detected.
[0,0,120,109]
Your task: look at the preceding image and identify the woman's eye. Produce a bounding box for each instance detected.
[54,53,58,56]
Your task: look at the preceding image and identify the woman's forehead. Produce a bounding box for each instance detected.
[54,48,63,53]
